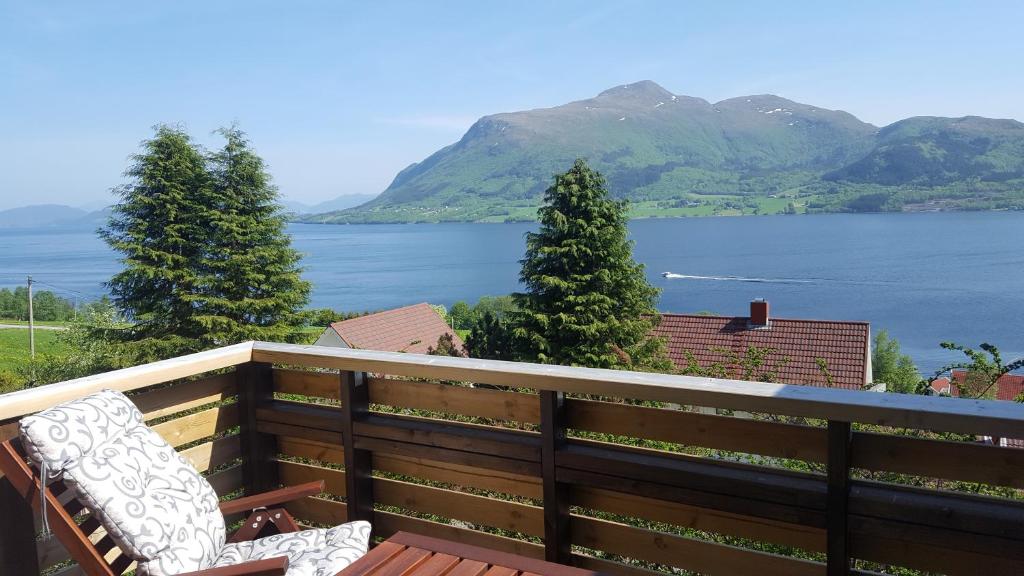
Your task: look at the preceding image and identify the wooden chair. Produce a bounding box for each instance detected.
[4,388,370,575]
[0,436,331,575]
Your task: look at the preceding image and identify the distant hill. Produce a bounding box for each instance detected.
[301,81,1024,223]
[825,116,1024,185]
[282,193,378,215]
[0,204,88,228]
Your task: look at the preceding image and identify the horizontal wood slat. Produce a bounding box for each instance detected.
[373,510,546,560]
[567,398,828,462]
[273,369,339,401]
[571,515,825,576]
[374,477,544,537]
[278,460,346,496]
[278,435,344,464]
[851,430,1024,489]
[179,434,242,473]
[559,441,828,528]
[572,485,826,553]
[356,414,541,463]
[368,378,541,424]
[151,403,239,449]
[206,465,244,497]
[284,496,347,526]
[375,453,543,500]
[132,372,237,422]
[849,521,1023,576]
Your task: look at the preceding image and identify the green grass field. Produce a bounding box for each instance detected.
[0,329,64,372]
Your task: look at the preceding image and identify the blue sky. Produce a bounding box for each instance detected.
[2,1,1023,210]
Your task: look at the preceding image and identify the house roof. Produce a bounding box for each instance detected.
[650,314,871,389]
[930,370,1024,401]
[327,303,463,355]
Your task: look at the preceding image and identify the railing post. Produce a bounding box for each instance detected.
[237,362,278,495]
[540,390,571,565]
[827,420,852,575]
[0,474,39,576]
[341,370,374,523]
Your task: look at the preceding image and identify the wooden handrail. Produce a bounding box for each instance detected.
[0,342,254,421]
[251,341,1024,437]
[2,339,1024,436]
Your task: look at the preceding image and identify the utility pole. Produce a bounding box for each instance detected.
[27,276,35,359]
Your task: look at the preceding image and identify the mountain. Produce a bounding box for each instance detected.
[0,204,88,228]
[301,81,1024,223]
[825,116,1024,185]
[282,193,378,215]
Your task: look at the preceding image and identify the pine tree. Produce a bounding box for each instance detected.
[99,125,214,360]
[466,312,520,361]
[99,124,310,362]
[202,127,310,343]
[514,159,670,370]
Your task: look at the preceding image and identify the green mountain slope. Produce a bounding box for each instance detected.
[825,116,1024,185]
[303,81,1024,223]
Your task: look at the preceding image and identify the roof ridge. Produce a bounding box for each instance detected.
[657,312,869,326]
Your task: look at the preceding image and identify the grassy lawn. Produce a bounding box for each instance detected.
[0,328,69,392]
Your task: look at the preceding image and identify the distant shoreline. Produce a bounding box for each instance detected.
[288,206,1023,225]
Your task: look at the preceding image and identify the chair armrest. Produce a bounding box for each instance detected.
[219,480,325,515]
[178,556,288,576]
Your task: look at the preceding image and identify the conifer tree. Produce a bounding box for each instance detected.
[100,124,310,361]
[514,159,669,370]
[100,125,214,360]
[203,126,310,342]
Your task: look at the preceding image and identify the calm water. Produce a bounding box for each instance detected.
[1,212,1022,374]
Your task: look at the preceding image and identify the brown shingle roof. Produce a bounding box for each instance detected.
[328,303,463,355]
[651,313,870,389]
[931,370,1024,400]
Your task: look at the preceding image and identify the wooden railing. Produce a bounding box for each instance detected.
[1,341,1022,576]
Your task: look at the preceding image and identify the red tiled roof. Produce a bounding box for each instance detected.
[931,370,1024,400]
[651,314,870,389]
[328,303,463,355]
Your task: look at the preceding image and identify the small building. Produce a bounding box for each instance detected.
[314,302,463,354]
[650,299,872,390]
[930,370,1024,400]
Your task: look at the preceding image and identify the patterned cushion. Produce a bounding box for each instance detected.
[20,389,226,576]
[213,522,371,576]
[19,388,144,470]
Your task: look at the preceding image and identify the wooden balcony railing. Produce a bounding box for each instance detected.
[1,341,1022,576]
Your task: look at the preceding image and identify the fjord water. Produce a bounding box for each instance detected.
[1,212,1021,374]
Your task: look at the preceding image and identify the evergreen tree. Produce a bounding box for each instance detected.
[99,125,214,360]
[513,159,669,370]
[427,333,466,357]
[100,124,310,362]
[465,312,520,361]
[203,127,310,342]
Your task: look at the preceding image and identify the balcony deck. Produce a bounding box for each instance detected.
[0,341,1022,576]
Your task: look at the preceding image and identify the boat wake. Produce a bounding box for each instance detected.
[661,272,813,284]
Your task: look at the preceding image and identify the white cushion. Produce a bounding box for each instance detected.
[213,522,371,576]
[20,389,226,576]
[20,389,370,576]
[20,388,144,469]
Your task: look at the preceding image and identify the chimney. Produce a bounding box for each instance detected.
[750,299,770,328]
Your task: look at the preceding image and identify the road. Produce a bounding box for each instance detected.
[0,324,68,331]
